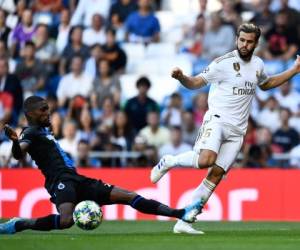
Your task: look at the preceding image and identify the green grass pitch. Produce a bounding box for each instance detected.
[1,221,300,250]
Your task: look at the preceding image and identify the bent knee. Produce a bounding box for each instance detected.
[60,215,74,229]
[198,150,217,167]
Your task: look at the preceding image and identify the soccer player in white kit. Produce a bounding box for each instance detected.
[150,23,300,234]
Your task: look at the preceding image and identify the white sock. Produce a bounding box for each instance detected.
[191,178,216,205]
[172,151,199,168]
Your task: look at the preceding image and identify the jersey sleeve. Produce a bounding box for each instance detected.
[197,60,221,85]
[257,59,269,86]
[19,127,36,145]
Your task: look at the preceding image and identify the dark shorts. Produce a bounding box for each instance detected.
[50,174,114,208]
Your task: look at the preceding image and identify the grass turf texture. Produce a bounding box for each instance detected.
[1,221,300,250]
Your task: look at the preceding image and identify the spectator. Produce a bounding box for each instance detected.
[78,106,97,143]
[276,0,300,32]
[97,95,116,132]
[138,111,171,148]
[272,108,299,152]
[32,0,63,27]
[192,92,208,127]
[241,116,258,165]
[46,93,59,113]
[161,92,183,127]
[70,0,111,27]
[218,0,242,29]
[256,96,281,133]
[158,126,192,158]
[197,0,209,18]
[84,43,102,78]
[256,126,282,154]
[33,23,59,76]
[76,139,101,168]
[244,144,272,168]
[82,14,106,47]
[56,56,93,108]
[15,41,46,98]
[0,40,16,73]
[50,111,63,139]
[289,142,300,168]
[179,14,206,57]
[58,119,80,160]
[0,90,13,125]
[66,95,88,128]
[100,28,127,73]
[55,8,71,55]
[111,110,134,151]
[262,10,298,61]
[202,12,235,60]
[109,0,138,25]
[181,111,199,146]
[0,9,11,45]
[59,25,90,75]
[274,81,300,114]
[250,0,274,35]
[109,0,138,42]
[124,76,159,133]
[131,135,158,167]
[90,59,121,110]
[125,0,160,43]
[0,56,23,125]
[10,9,36,58]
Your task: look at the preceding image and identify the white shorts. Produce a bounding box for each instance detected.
[193,114,244,172]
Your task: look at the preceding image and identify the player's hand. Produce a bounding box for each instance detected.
[3,124,18,141]
[171,67,184,80]
[294,55,300,73]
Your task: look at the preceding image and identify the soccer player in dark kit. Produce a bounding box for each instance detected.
[0,96,201,234]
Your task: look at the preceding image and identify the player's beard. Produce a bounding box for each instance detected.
[237,46,255,61]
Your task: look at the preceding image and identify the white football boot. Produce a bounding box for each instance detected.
[150,155,174,183]
[173,220,204,235]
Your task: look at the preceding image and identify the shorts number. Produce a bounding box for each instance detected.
[203,128,212,138]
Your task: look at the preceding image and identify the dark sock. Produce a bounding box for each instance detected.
[15,214,60,232]
[130,195,184,219]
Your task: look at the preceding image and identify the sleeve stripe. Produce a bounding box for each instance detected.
[199,75,208,85]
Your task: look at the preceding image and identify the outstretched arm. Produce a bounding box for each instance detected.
[171,67,207,90]
[260,55,300,91]
[3,125,29,160]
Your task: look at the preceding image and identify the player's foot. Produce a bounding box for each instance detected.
[181,200,202,223]
[0,217,20,234]
[150,155,174,183]
[173,220,204,235]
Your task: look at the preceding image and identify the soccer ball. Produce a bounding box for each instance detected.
[73,200,103,230]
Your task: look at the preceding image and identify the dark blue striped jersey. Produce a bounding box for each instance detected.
[19,126,76,192]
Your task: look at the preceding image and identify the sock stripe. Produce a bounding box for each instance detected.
[130,195,143,208]
[203,179,216,191]
[54,215,60,229]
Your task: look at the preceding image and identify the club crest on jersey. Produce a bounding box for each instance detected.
[233,62,241,77]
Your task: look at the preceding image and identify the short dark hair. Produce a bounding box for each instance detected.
[24,41,35,48]
[136,76,151,89]
[24,96,45,113]
[105,27,116,36]
[237,23,261,42]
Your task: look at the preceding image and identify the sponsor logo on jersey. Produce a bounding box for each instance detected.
[232,81,255,95]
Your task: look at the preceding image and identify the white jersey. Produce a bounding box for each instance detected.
[198,50,268,134]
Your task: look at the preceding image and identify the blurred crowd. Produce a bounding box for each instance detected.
[1,0,300,168]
